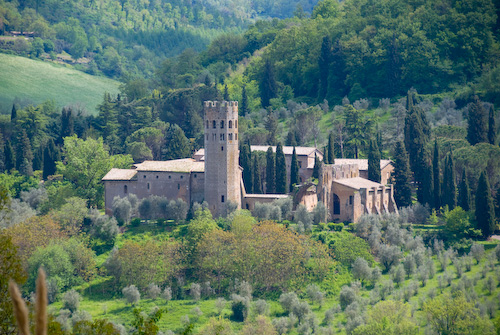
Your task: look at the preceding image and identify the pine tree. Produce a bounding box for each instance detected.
[488,106,496,145]
[368,140,381,183]
[393,141,412,208]
[266,147,275,194]
[290,146,299,192]
[253,155,262,194]
[260,59,277,108]
[241,85,249,116]
[4,140,15,171]
[318,36,332,101]
[11,104,17,121]
[0,133,4,173]
[224,84,229,101]
[240,143,253,193]
[433,139,441,209]
[475,171,495,238]
[16,130,33,176]
[458,169,471,211]
[442,152,457,210]
[163,125,191,160]
[275,143,287,194]
[467,95,488,145]
[312,153,321,179]
[43,139,59,179]
[327,132,334,165]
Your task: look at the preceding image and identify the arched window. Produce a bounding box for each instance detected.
[220,120,225,128]
[333,194,340,215]
[124,185,128,194]
[229,120,232,128]
[213,120,216,129]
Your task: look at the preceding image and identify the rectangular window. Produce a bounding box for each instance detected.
[298,161,302,168]
[220,133,225,140]
[221,195,225,203]
[228,133,233,140]
[349,195,353,205]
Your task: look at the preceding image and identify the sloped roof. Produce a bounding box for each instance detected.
[102,168,137,181]
[134,158,205,173]
[334,159,392,171]
[333,177,383,190]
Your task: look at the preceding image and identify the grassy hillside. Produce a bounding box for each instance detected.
[0,53,120,114]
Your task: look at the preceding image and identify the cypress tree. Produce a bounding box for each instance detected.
[253,155,262,194]
[416,148,433,206]
[368,140,381,183]
[240,144,253,193]
[393,141,412,208]
[404,91,429,177]
[275,143,287,194]
[286,130,297,146]
[467,95,488,145]
[318,36,331,101]
[290,146,299,192]
[458,169,471,211]
[432,139,441,209]
[11,104,17,121]
[224,84,229,101]
[60,107,74,143]
[0,133,4,173]
[475,171,495,238]
[4,140,15,171]
[259,59,277,108]
[43,139,59,179]
[16,130,33,176]
[312,153,321,179]
[33,144,44,172]
[327,132,335,165]
[377,130,383,157]
[442,152,457,210]
[495,187,500,221]
[488,106,496,145]
[266,147,275,193]
[241,85,249,116]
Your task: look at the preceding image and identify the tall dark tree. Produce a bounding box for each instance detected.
[223,84,229,101]
[286,129,297,146]
[327,132,334,164]
[11,104,17,121]
[386,36,402,97]
[290,146,299,192]
[475,171,495,238]
[312,153,321,179]
[392,141,412,208]
[327,39,347,100]
[0,133,4,173]
[442,152,457,210]
[240,143,253,193]
[266,147,275,194]
[318,36,331,101]
[432,139,441,209]
[488,106,496,145]
[404,91,430,176]
[495,187,500,221]
[16,130,33,176]
[240,85,249,116]
[458,169,471,211]
[368,140,381,183]
[163,125,191,160]
[33,144,43,171]
[467,95,488,145]
[275,143,287,194]
[43,139,59,179]
[253,155,262,194]
[376,130,383,157]
[60,107,74,143]
[344,105,371,159]
[259,59,277,108]
[416,148,433,206]
[4,140,14,172]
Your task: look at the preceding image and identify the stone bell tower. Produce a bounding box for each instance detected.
[204,101,241,216]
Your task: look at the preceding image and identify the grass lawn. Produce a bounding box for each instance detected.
[0,53,120,114]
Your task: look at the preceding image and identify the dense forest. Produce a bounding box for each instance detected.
[2,0,500,333]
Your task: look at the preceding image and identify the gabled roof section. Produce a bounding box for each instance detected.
[333,159,392,171]
[333,177,383,190]
[134,158,205,173]
[102,168,137,181]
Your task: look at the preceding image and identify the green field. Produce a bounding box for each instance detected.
[0,53,120,114]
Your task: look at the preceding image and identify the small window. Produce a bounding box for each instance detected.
[143,175,146,178]
[206,134,208,141]
[156,175,159,179]
[298,161,302,168]
[221,195,225,203]
[228,133,233,140]
[194,174,197,178]
[213,133,216,140]
[124,185,128,194]
[246,203,249,209]
[221,146,224,151]
[180,175,183,179]
[178,183,180,190]
[206,120,209,128]
[220,120,224,129]
[235,120,238,128]
[147,183,150,190]
[213,120,216,129]
[229,120,232,128]
[349,195,353,205]
[235,133,238,140]
[168,175,171,179]
[220,134,224,141]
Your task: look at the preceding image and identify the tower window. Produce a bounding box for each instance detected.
[178,183,180,189]
[206,120,209,128]
[221,195,225,203]
[124,185,128,194]
[235,120,238,128]
[229,120,232,128]
[221,146,224,151]
[206,134,208,141]
[228,133,232,140]
[235,134,238,140]
[213,134,216,140]
[220,120,224,129]
[213,120,216,129]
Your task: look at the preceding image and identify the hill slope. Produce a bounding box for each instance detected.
[0,53,120,114]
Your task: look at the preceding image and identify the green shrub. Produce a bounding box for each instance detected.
[328,222,344,232]
[130,218,141,227]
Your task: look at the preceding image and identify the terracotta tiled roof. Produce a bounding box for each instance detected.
[333,177,384,190]
[134,159,205,172]
[102,168,137,181]
[333,159,392,171]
